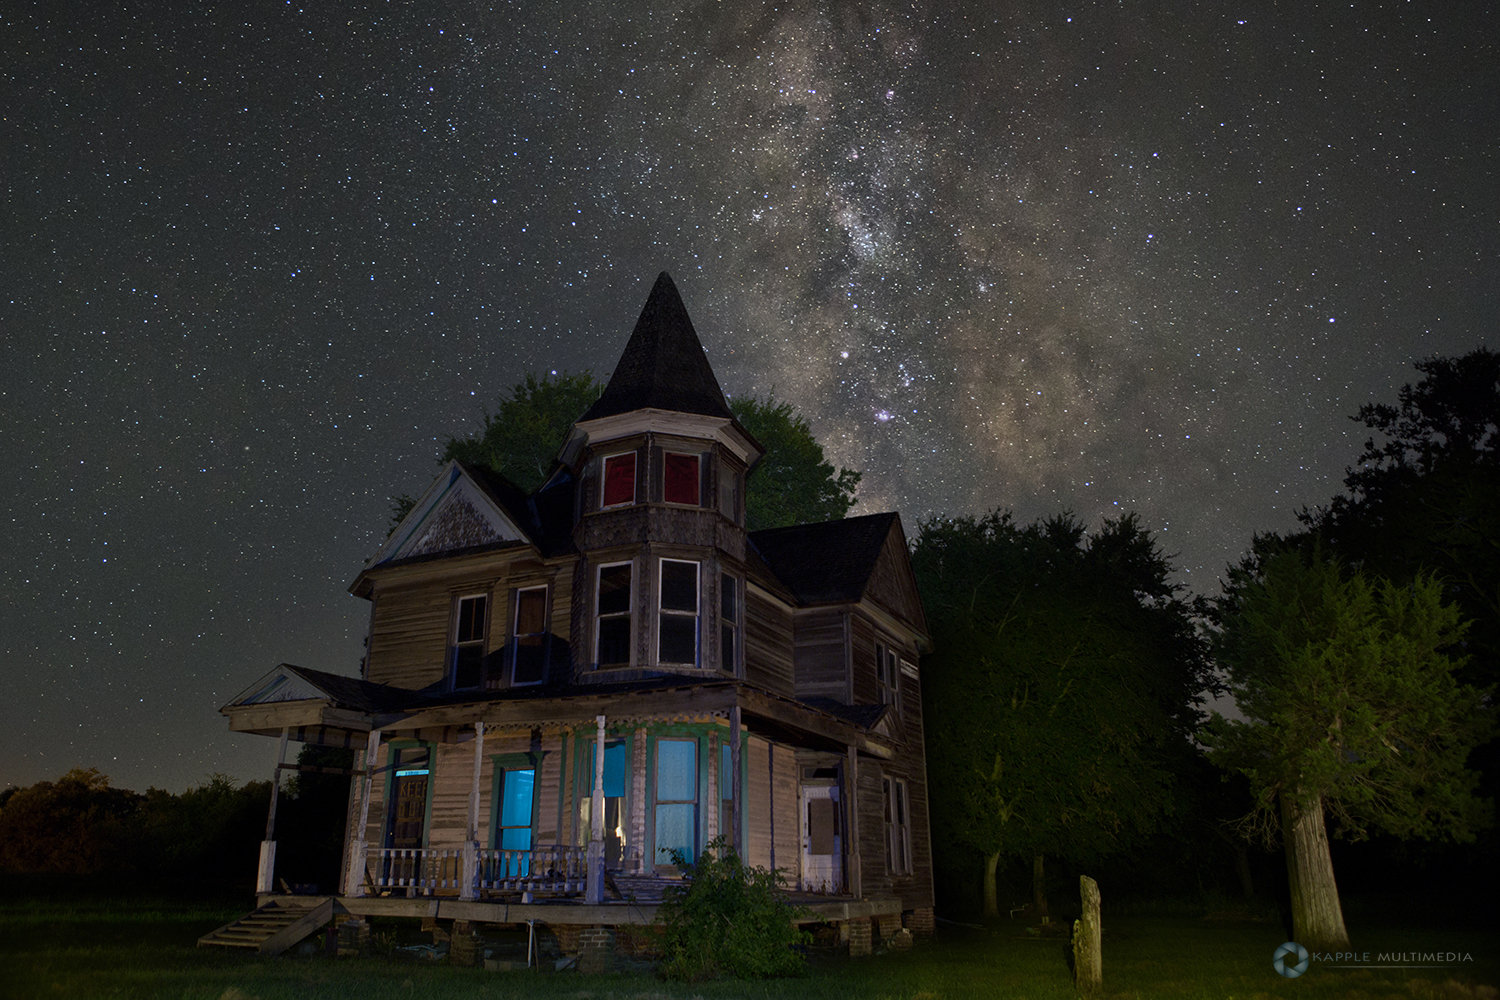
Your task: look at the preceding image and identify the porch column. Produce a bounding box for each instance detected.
[345,729,382,897]
[585,714,606,904]
[846,745,862,898]
[461,721,485,901]
[729,705,742,856]
[256,727,289,894]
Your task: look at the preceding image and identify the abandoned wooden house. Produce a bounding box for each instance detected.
[205,272,935,962]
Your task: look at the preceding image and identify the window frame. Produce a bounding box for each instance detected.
[600,451,638,508]
[653,736,700,868]
[450,592,490,690]
[883,774,912,876]
[658,558,700,667]
[876,640,900,711]
[595,561,634,670]
[662,451,702,506]
[510,585,549,686]
[719,572,740,675]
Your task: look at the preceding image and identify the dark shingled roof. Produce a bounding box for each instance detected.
[462,461,577,557]
[580,271,733,422]
[749,511,899,605]
[281,664,415,714]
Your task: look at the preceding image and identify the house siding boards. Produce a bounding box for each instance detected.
[221,271,933,926]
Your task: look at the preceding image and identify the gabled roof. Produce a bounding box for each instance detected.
[579,271,734,422]
[749,512,901,604]
[362,461,534,572]
[224,663,412,715]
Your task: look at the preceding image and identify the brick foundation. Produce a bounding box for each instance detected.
[578,926,615,974]
[614,923,664,958]
[876,913,902,944]
[335,916,370,957]
[847,917,872,958]
[449,920,480,967]
[906,907,936,938]
[552,924,583,956]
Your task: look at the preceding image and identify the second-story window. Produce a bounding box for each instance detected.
[511,586,548,685]
[597,563,633,668]
[659,559,699,666]
[602,452,637,508]
[876,641,900,710]
[452,594,488,690]
[720,574,739,674]
[663,452,700,505]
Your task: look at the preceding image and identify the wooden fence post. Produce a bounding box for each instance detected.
[1073,875,1102,997]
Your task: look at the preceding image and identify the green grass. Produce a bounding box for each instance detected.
[2,897,1495,1000]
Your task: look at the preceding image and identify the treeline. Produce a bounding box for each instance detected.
[0,752,351,891]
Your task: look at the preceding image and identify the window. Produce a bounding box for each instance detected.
[578,740,628,867]
[719,574,739,674]
[884,776,912,876]
[659,559,699,665]
[602,452,637,507]
[491,766,535,876]
[663,452,700,505]
[876,641,900,710]
[596,563,632,669]
[655,738,698,866]
[718,468,738,521]
[511,586,548,685]
[451,594,488,689]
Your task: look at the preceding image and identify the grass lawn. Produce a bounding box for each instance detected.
[2,895,1494,1000]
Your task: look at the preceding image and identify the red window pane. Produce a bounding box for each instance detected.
[603,453,636,507]
[663,453,699,505]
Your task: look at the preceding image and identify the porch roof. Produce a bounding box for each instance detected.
[222,666,894,758]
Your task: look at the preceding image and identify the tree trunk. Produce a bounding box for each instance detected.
[1234,843,1255,901]
[1280,789,1349,950]
[1032,853,1048,922]
[983,850,1000,918]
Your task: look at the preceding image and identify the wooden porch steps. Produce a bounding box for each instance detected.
[197,896,334,955]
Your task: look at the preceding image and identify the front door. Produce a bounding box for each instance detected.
[389,747,430,849]
[800,784,843,893]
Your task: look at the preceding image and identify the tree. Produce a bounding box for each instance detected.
[1205,545,1493,950]
[1304,346,1500,690]
[914,511,1213,918]
[397,373,861,533]
[728,395,860,530]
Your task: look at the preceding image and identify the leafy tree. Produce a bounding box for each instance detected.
[0,768,141,874]
[729,396,860,530]
[395,373,861,533]
[914,511,1213,917]
[1304,346,1500,690]
[656,837,808,981]
[1205,545,1493,950]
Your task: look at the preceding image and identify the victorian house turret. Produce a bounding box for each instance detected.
[206,273,935,961]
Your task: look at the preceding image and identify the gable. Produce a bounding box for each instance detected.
[368,462,531,566]
[229,665,328,707]
[863,517,929,636]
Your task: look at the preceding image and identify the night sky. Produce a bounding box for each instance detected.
[4,2,1494,793]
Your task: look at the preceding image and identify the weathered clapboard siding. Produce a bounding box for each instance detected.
[864,521,928,633]
[855,761,889,898]
[848,614,880,706]
[793,608,848,701]
[745,737,772,871]
[772,742,799,882]
[428,741,480,846]
[743,590,795,695]
[366,584,458,689]
[361,743,391,848]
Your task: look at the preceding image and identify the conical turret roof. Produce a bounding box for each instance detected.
[580,272,734,422]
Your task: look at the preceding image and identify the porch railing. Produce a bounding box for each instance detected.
[358,843,645,899]
[367,847,464,895]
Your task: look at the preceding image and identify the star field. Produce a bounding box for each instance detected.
[2,1,1494,791]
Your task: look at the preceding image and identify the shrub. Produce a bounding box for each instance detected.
[656,838,810,981]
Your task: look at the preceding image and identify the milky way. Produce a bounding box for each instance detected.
[3,1,1494,791]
